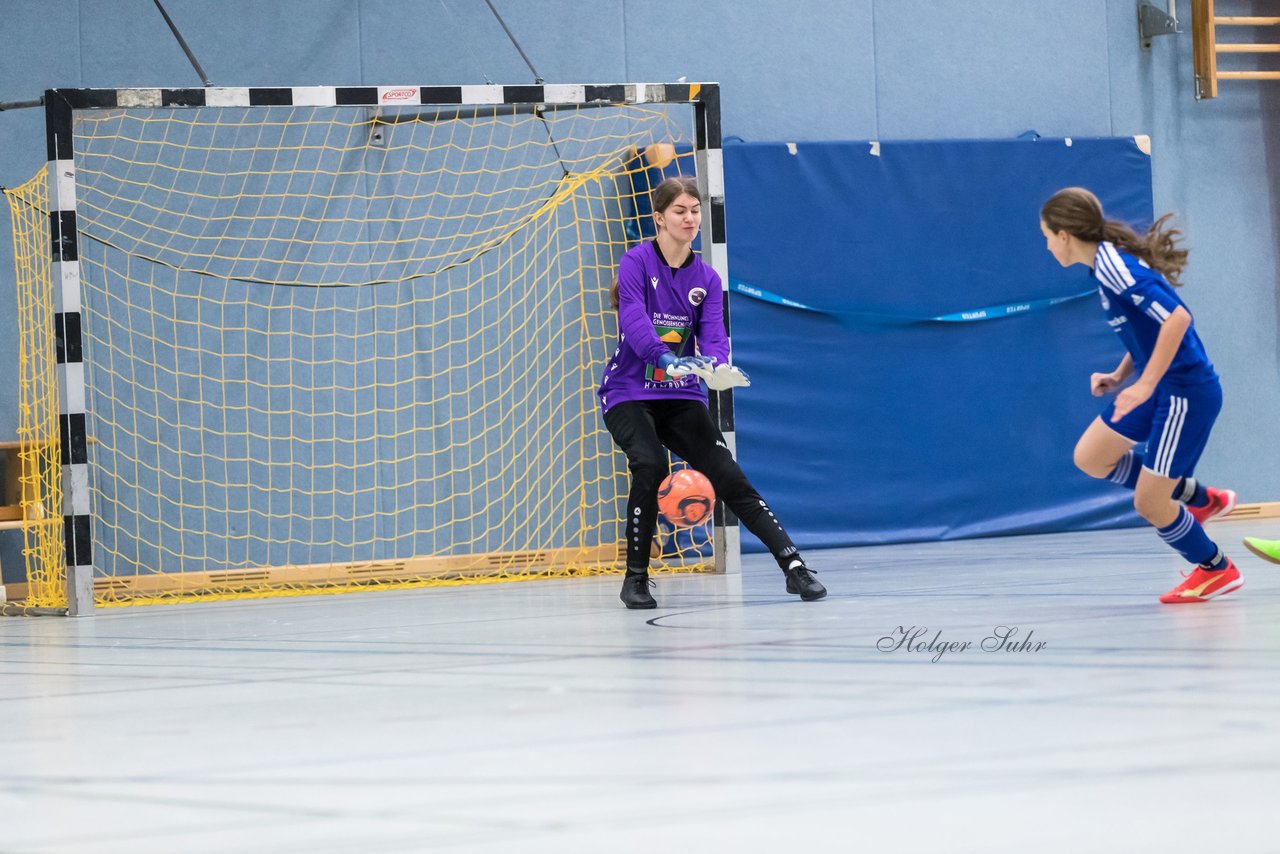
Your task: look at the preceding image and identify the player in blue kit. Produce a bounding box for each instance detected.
[598,175,826,609]
[1040,187,1240,603]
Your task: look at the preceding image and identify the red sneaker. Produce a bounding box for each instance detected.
[1159,559,1243,604]
[1187,487,1237,525]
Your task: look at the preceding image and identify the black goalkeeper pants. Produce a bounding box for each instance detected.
[603,399,799,572]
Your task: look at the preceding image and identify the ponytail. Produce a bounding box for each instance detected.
[1042,187,1189,285]
[1129,213,1188,286]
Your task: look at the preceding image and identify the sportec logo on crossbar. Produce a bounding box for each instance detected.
[380,87,419,102]
[876,626,1047,663]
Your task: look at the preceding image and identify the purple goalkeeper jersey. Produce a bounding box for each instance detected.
[597,240,730,412]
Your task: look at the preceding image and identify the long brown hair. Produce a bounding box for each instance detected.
[610,176,703,309]
[1040,187,1189,285]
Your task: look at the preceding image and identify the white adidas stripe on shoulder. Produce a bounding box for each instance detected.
[1094,243,1136,294]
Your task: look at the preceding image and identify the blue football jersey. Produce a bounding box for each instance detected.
[1092,242,1217,386]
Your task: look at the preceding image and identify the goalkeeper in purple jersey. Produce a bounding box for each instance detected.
[598,175,825,609]
[1041,187,1240,604]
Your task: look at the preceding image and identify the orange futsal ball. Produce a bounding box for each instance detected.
[657,468,715,527]
[644,142,677,169]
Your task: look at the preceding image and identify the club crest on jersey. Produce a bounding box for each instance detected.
[651,276,659,289]
[688,287,707,307]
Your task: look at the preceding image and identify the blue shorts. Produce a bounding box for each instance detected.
[1104,379,1222,479]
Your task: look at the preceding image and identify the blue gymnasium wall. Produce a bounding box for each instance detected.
[724,137,1152,547]
[1,1,1277,575]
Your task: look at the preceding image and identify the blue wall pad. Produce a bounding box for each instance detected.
[721,137,1154,550]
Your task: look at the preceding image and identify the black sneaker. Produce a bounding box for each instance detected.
[783,562,826,601]
[620,571,657,609]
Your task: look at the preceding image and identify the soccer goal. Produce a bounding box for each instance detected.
[2,83,739,613]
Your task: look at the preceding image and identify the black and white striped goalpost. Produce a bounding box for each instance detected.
[45,93,94,616]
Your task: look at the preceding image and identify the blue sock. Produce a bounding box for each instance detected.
[1109,455,1210,507]
[1175,476,1209,508]
[1156,506,1226,569]
[1107,451,1142,489]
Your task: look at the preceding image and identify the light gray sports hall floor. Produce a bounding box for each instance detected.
[4,521,1280,854]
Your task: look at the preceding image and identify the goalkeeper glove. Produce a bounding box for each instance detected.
[658,353,715,377]
[659,353,751,390]
[698,362,751,390]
